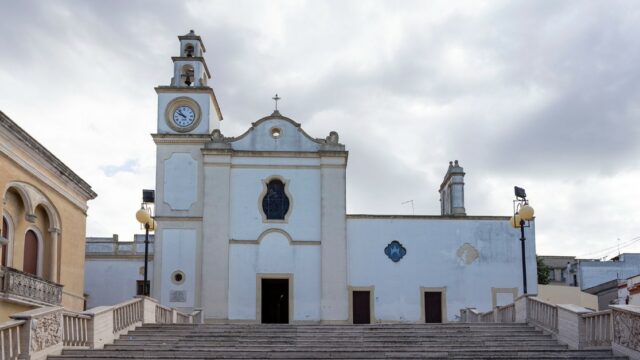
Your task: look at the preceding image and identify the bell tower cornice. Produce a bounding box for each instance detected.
[171,56,211,78]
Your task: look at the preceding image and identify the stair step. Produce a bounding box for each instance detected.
[48,323,625,360]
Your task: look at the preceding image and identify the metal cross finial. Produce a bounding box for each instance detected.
[272,94,281,111]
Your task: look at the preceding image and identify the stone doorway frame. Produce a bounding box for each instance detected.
[420,287,447,323]
[256,273,293,323]
[348,286,375,324]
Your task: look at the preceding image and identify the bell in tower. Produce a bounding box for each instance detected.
[169,30,210,87]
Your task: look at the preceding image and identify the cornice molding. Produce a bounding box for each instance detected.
[152,133,211,145]
[347,214,512,221]
[0,114,96,212]
[171,56,211,78]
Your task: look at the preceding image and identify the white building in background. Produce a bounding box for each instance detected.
[84,235,154,309]
[150,30,537,323]
[625,274,640,306]
[566,254,640,290]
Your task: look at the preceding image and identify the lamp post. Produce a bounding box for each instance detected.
[509,186,535,294]
[135,190,155,296]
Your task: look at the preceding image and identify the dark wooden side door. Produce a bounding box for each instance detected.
[23,230,38,275]
[261,279,289,324]
[353,291,371,324]
[424,292,442,323]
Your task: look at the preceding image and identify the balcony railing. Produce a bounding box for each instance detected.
[0,266,63,305]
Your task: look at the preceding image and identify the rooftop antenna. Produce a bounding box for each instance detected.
[401,200,414,215]
[617,237,621,257]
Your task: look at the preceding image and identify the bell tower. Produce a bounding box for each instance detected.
[156,30,223,134]
[152,31,223,309]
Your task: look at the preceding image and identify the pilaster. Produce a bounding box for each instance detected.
[201,152,232,320]
[319,153,348,322]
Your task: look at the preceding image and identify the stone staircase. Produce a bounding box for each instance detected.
[49,323,626,359]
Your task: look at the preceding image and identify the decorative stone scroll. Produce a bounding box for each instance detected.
[1,266,63,305]
[613,308,640,352]
[30,312,62,352]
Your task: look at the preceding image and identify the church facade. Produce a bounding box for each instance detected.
[151,31,537,323]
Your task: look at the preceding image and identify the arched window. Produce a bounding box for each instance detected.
[262,179,290,220]
[184,43,195,57]
[181,65,195,86]
[23,230,38,275]
[1,216,8,266]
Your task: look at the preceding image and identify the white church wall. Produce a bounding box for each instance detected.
[347,216,537,322]
[229,164,321,242]
[155,143,205,218]
[228,231,321,321]
[160,228,197,309]
[163,153,198,210]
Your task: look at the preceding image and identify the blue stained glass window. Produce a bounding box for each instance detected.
[262,179,290,220]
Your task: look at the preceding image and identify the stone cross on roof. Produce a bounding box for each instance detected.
[272,94,281,111]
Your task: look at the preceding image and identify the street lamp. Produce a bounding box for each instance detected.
[135,189,155,296]
[509,186,535,294]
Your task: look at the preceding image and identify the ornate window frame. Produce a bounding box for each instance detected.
[258,176,293,223]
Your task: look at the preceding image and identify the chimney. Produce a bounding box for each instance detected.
[439,160,466,216]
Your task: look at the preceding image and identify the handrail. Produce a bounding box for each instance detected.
[112,298,143,333]
[0,319,25,359]
[527,297,558,332]
[0,296,203,358]
[176,312,191,324]
[497,303,515,323]
[583,309,612,348]
[62,311,91,348]
[155,303,173,324]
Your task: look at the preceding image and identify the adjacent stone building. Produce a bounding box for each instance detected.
[84,234,154,309]
[0,111,96,320]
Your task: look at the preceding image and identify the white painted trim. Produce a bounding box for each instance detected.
[258,176,293,224]
[2,213,15,266]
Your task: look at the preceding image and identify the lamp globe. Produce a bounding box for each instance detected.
[519,204,535,221]
[136,208,151,225]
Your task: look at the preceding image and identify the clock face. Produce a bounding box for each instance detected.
[172,106,196,127]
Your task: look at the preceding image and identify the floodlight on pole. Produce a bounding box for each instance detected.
[510,186,534,295]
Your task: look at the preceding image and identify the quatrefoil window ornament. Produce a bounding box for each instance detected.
[384,240,407,262]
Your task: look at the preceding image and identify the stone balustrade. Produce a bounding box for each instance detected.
[611,305,640,360]
[0,295,200,360]
[0,318,25,359]
[497,303,515,322]
[527,296,558,332]
[460,296,640,359]
[0,266,63,305]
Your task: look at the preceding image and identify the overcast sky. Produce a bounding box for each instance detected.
[1,0,639,258]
